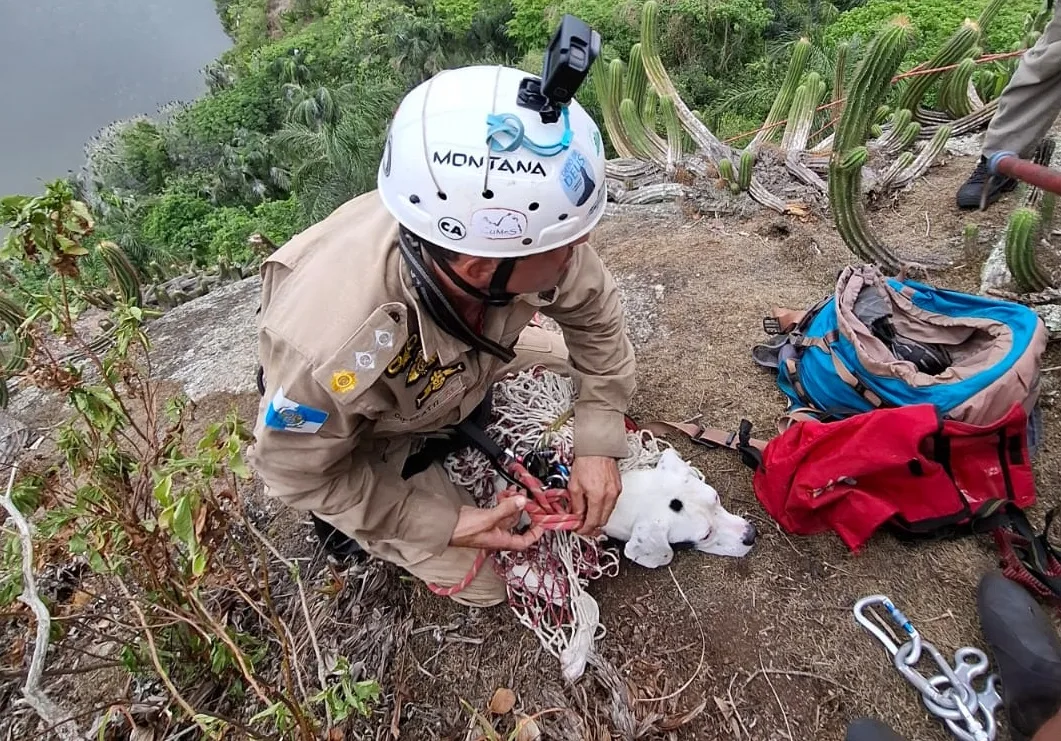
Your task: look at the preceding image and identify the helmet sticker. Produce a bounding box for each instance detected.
[438,217,467,240]
[560,149,597,207]
[592,129,603,157]
[472,209,528,239]
[588,185,605,217]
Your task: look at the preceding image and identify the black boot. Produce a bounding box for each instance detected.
[956,155,1019,209]
[978,571,1061,741]
[844,718,909,741]
[311,513,368,562]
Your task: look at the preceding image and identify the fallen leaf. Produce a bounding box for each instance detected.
[488,687,516,715]
[659,699,707,731]
[327,729,344,741]
[514,714,542,741]
[70,590,93,609]
[130,723,155,741]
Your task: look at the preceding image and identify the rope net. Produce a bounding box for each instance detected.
[443,365,691,681]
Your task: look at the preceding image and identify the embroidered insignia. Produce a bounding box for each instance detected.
[415,362,465,409]
[330,370,358,394]
[264,387,328,433]
[385,334,418,378]
[405,349,439,387]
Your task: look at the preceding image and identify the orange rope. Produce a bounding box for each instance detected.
[719,48,1027,145]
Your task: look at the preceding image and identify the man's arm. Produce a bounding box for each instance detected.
[246,328,461,556]
[539,242,637,460]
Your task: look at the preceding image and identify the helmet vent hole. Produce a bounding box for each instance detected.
[409,194,421,204]
[482,189,494,199]
[529,202,539,211]
[522,238,532,246]
[558,213,568,221]
[437,191,447,201]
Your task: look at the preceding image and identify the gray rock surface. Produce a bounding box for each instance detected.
[145,275,262,401]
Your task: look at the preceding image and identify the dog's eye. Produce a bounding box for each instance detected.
[669,499,683,513]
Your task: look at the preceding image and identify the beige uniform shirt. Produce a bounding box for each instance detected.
[246,190,636,557]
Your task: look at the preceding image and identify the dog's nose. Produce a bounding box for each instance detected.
[741,522,757,546]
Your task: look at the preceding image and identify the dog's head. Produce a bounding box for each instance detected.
[606,447,757,568]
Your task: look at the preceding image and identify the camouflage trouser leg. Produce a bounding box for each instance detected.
[983,9,1061,158]
[361,325,572,608]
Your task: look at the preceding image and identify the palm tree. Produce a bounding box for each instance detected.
[271,85,394,222]
[282,84,343,129]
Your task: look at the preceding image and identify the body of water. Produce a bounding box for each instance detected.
[0,0,232,198]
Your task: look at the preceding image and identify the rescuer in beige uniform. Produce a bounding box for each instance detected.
[246,63,636,607]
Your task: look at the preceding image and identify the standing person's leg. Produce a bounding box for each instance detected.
[957,9,1061,209]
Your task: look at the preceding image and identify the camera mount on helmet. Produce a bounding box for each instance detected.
[517,14,601,124]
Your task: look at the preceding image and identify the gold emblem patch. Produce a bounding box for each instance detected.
[415,362,465,409]
[385,334,418,378]
[330,370,358,393]
[405,350,438,387]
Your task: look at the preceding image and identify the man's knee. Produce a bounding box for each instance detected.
[400,545,508,607]
[499,324,570,378]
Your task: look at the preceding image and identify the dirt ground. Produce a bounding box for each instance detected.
[4,147,1061,741]
[340,149,1061,741]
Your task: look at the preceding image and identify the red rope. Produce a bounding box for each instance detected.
[427,459,583,597]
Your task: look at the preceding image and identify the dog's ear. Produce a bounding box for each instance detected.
[624,518,674,568]
[655,447,686,474]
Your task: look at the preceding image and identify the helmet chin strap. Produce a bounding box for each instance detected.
[397,226,517,362]
[417,236,519,307]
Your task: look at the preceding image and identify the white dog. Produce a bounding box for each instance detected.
[603,447,757,568]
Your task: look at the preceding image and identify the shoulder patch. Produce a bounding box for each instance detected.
[265,387,329,433]
[312,302,409,406]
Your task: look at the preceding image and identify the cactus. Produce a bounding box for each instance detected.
[897,19,980,114]
[874,105,892,124]
[642,88,658,131]
[963,223,980,261]
[939,57,978,118]
[593,59,638,159]
[1005,208,1051,292]
[619,98,667,166]
[639,1,731,164]
[660,95,684,167]
[0,294,30,376]
[897,120,921,150]
[832,41,849,114]
[718,158,735,186]
[829,17,916,271]
[739,150,755,190]
[870,124,884,138]
[97,241,142,306]
[752,37,812,147]
[1041,191,1057,232]
[782,72,825,152]
[626,43,648,113]
[977,0,1006,31]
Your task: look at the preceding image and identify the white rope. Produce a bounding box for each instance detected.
[443,366,705,681]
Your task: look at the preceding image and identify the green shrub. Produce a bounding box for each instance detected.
[824,0,1043,65]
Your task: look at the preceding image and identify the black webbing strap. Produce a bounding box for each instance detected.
[397,229,516,363]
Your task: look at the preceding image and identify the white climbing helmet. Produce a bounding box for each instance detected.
[376,64,608,258]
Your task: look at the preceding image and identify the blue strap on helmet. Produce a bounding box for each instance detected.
[485,106,572,158]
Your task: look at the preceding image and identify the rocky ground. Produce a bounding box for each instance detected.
[3,139,1061,741]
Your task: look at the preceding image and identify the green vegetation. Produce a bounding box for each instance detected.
[4,0,1046,296]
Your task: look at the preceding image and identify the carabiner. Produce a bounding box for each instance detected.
[854,595,923,665]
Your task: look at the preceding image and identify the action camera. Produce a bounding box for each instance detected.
[517,14,601,124]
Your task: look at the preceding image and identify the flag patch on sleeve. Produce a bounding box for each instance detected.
[265,387,328,433]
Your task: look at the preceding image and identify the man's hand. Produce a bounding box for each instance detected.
[567,456,622,536]
[449,495,544,551]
